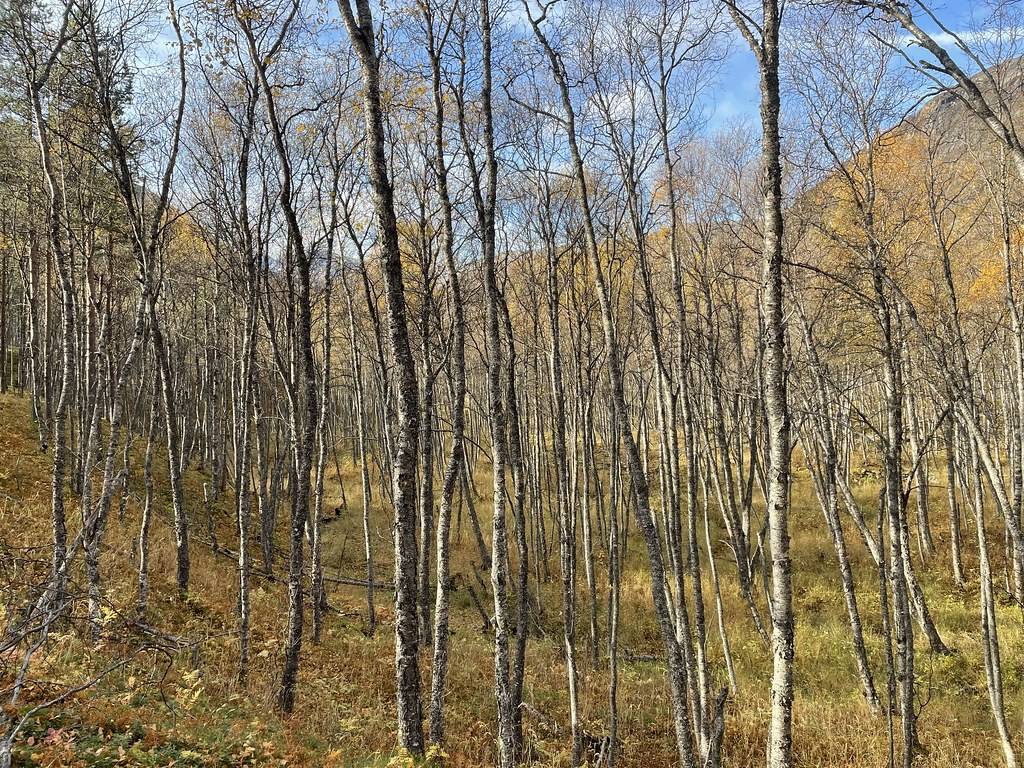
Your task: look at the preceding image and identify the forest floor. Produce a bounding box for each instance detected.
[0,391,1019,767]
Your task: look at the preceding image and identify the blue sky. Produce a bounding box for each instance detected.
[705,0,982,129]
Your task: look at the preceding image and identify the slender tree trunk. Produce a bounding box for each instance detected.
[138,379,158,613]
[754,8,795,764]
[423,3,466,741]
[968,441,1019,767]
[339,0,425,751]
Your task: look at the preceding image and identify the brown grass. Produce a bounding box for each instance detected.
[0,393,1016,766]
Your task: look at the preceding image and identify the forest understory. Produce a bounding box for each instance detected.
[1,392,1017,767]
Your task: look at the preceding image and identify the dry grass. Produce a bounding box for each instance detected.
[0,392,1017,766]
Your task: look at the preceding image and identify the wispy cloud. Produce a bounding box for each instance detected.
[904,26,1024,49]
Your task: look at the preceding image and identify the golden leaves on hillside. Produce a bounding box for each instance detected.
[807,126,1017,317]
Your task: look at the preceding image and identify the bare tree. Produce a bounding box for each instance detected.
[339,0,426,753]
[722,1,793,765]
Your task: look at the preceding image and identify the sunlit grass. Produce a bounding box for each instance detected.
[0,392,1016,766]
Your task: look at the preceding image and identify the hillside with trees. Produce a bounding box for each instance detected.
[2,0,1024,766]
